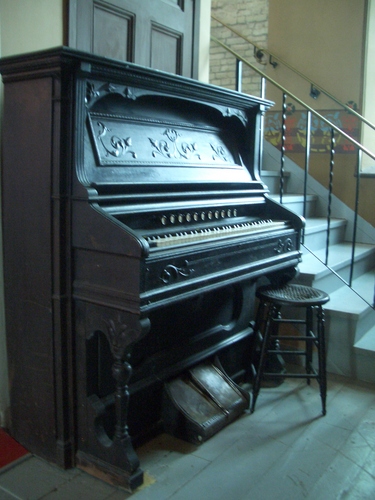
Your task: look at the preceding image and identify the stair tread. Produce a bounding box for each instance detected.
[269,193,317,202]
[352,269,375,304]
[300,242,375,277]
[299,261,374,315]
[261,170,290,177]
[355,324,375,354]
[304,217,347,233]
[325,284,372,316]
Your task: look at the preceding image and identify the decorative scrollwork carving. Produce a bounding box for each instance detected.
[274,238,294,254]
[284,238,294,252]
[101,315,138,447]
[103,83,117,94]
[274,239,284,254]
[149,128,201,160]
[86,81,137,106]
[224,107,248,125]
[97,121,137,159]
[160,260,194,284]
[86,82,117,104]
[104,314,139,360]
[210,143,229,162]
[123,86,136,100]
[86,82,100,104]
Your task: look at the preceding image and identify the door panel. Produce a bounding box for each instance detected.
[93,4,134,62]
[69,0,198,77]
[150,25,182,74]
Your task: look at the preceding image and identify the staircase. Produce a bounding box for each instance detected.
[210,16,375,384]
[263,141,375,383]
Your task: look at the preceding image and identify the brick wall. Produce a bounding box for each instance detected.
[210,0,269,97]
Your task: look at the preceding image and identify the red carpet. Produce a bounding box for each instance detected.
[0,428,29,469]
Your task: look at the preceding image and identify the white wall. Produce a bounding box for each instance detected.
[0,0,64,428]
[0,0,63,57]
[362,0,375,171]
[199,0,212,82]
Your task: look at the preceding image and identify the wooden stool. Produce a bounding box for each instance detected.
[250,283,330,415]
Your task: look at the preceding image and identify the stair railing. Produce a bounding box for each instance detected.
[211,35,375,309]
[211,15,375,134]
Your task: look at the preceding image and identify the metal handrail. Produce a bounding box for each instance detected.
[211,36,375,162]
[211,15,375,132]
[211,35,375,308]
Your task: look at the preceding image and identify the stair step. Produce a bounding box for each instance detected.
[261,170,290,177]
[355,324,375,354]
[322,269,374,330]
[261,170,290,194]
[303,217,347,250]
[353,323,375,382]
[352,269,375,307]
[326,281,372,316]
[298,242,375,294]
[321,285,375,380]
[261,170,290,175]
[269,193,318,217]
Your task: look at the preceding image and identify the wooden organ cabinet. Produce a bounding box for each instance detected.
[0,48,303,491]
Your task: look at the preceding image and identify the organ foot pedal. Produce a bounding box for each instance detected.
[162,361,250,445]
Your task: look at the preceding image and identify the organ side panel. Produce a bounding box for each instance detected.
[1,70,74,466]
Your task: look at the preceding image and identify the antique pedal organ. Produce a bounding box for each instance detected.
[0,48,303,490]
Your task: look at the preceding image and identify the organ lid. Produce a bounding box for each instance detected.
[81,80,271,194]
[0,47,274,196]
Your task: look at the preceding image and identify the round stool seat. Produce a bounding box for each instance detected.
[256,284,330,308]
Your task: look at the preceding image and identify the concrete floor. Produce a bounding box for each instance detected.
[1,373,375,499]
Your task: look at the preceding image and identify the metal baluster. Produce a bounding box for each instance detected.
[259,77,266,173]
[325,128,335,266]
[302,111,312,244]
[260,76,266,99]
[349,148,361,287]
[236,59,242,93]
[280,93,287,203]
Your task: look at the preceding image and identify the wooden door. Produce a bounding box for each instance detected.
[68,0,199,78]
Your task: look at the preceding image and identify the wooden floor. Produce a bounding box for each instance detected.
[1,373,375,499]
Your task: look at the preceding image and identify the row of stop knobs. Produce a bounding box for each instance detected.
[160,208,238,225]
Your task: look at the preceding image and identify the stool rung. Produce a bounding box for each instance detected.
[263,372,319,379]
[271,318,307,324]
[267,349,308,355]
[270,335,317,341]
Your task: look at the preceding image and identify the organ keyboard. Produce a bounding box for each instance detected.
[144,219,288,248]
[0,48,304,492]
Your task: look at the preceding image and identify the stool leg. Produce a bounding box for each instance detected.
[251,303,278,413]
[250,301,267,413]
[250,300,267,381]
[267,308,286,376]
[317,305,327,415]
[305,306,314,384]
